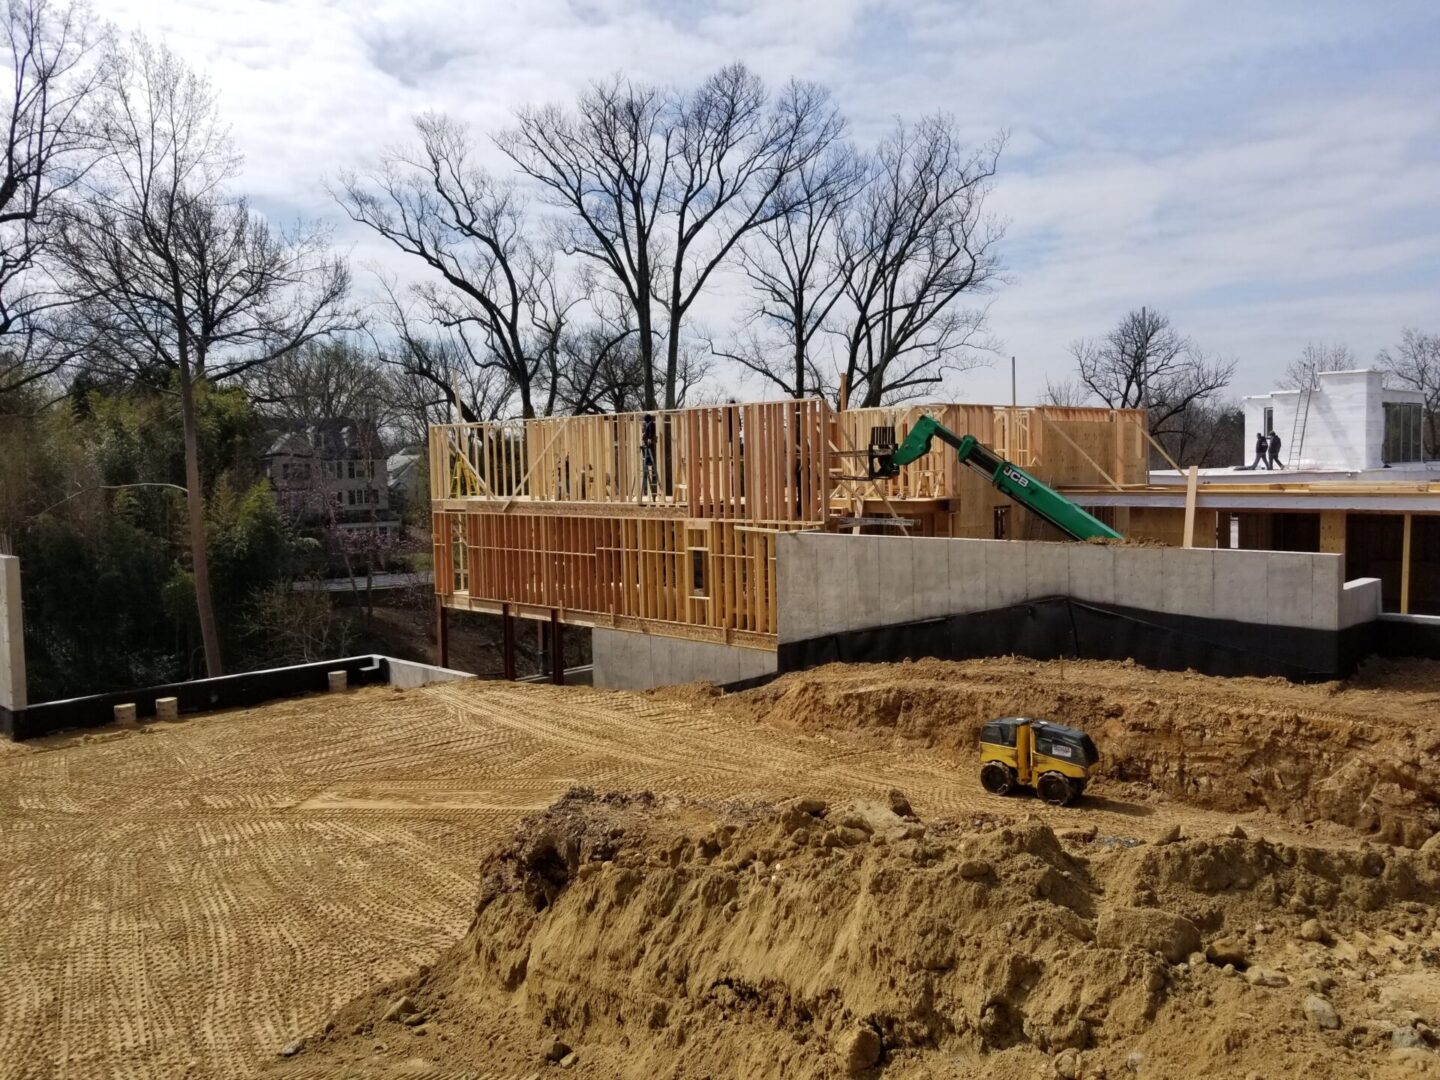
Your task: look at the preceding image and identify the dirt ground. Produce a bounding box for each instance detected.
[1,656,1439,1079]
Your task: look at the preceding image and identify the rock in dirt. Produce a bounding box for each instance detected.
[542,1036,572,1062]
[787,797,827,818]
[1303,995,1341,1030]
[1392,1026,1426,1050]
[1227,824,1248,840]
[1155,823,1182,845]
[1053,1047,1082,1079]
[887,789,914,819]
[839,1025,881,1074]
[1244,967,1289,988]
[1206,938,1249,968]
[1299,918,1331,944]
[1058,825,1098,843]
[1096,906,1201,964]
[383,996,417,1022]
[1125,1050,1145,1072]
[558,1051,578,1068]
[958,859,992,881]
[278,1038,304,1057]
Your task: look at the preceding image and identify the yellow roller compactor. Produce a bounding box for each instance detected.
[979,717,1099,806]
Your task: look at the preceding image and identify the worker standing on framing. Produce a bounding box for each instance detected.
[640,413,659,501]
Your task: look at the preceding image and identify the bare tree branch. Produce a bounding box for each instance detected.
[51,35,350,676]
[0,0,106,395]
[835,117,1006,407]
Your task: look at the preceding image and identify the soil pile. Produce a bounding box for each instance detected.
[708,657,1440,846]
[281,788,1440,1079]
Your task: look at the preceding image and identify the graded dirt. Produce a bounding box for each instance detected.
[2,656,1439,1079]
[283,789,1440,1079]
[691,656,1440,846]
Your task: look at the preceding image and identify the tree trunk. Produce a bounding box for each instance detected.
[177,361,224,677]
[793,299,805,398]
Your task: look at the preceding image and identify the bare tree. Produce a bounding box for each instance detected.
[1159,398,1245,467]
[366,273,514,426]
[1378,327,1440,455]
[0,0,102,396]
[500,64,844,409]
[835,118,1005,407]
[1070,308,1235,444]
[1280,341,1353,390]
[55,37,350,676]
[1042,376,1092,407]
[715,141,864,398]
[335,114,571,419]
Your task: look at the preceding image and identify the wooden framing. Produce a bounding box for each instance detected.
[429,398,1150,646]
[1401,512,1413,615]
[1183,466,1199,548]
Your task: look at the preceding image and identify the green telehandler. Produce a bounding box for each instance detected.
[867,415,1123,542]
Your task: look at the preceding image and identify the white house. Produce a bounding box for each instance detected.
[1242,369,1427,473]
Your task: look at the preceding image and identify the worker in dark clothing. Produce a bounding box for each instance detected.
[640,413,658,501]
[1244,431,1271,470]
[1268,430,1283,469]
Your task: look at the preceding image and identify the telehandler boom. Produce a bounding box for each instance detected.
[868,415,1123,543]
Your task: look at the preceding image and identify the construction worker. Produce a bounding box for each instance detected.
[1268,430,1283,469]
[640,413,659,500]
[1245,431,1271,470]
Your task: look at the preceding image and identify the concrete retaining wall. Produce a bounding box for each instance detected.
[0,556,25,712]
[385,658,479,690]
[592,628,777,691]
[777,534,1359,643]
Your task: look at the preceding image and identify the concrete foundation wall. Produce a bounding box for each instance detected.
[777,533,1358,643]
[592,628,777,691]
[1341,577,1383,629]
[385,658,478,690]
[0,556,25,712]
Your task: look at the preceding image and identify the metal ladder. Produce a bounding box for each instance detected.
[1288,384,1313,469]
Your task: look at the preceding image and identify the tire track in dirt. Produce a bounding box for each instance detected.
[0,673,1388,1080]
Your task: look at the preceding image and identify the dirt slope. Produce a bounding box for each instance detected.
[283,789,1440,1079]
[685,657,1440,846]
[4,657,1439,1079]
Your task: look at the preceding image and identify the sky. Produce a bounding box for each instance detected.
[97,0,1440,404]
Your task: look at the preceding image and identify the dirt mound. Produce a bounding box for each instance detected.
[280,789,1440,1079]
[712,658,1440,847]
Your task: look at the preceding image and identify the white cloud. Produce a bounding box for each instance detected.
[95,0,1440,405]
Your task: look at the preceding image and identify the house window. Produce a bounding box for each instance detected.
[1383,402,1423,463]
[1263,406,1274,435]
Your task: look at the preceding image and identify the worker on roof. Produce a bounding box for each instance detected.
[1244,431,1271,470]
[1268,430,1283,469]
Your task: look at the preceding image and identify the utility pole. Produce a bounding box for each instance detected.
[1139,305,1149,419]
[1011,355,1017,408]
